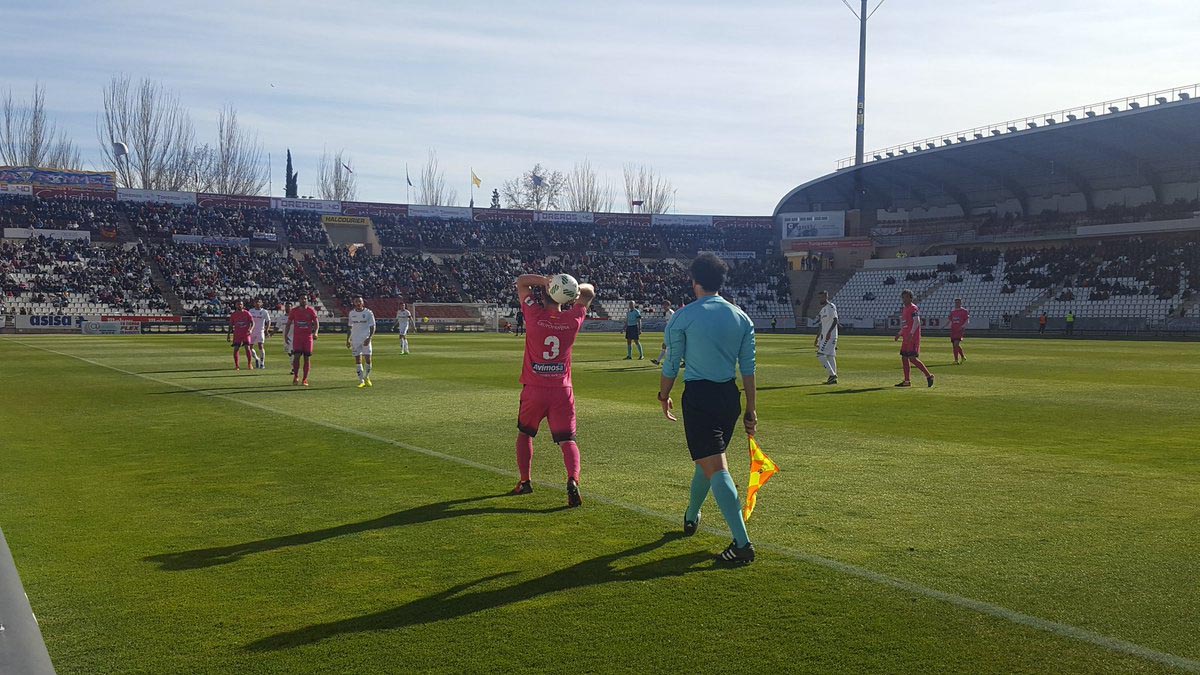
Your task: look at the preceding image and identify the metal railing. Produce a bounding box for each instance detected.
[837,83,1200,170]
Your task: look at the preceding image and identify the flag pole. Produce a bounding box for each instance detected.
[406,163,410,204]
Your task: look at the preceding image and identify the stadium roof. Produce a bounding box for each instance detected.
[775,84,1200,216]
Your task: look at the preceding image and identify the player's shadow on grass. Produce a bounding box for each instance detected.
[138,367,229,374]
[759,383,825,391]
[245,532,713,652]
[144,495,569,571]
[150,385,356,396]
[808,387,888,396]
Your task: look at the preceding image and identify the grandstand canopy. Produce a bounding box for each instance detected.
[775,93,1200,216]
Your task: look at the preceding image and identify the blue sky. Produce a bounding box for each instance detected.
[3,0,1198,214]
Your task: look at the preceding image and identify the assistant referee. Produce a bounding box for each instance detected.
[657,253,758,565]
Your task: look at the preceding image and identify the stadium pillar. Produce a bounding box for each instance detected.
[855,0,867,168]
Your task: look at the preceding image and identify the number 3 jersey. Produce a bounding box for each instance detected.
[520,296,587,388]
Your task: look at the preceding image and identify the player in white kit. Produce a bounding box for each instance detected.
[248,298,271,369]
[814,290,839,384]
[396,301,412,355]
[650,300,676,366]
[347,296,377,387]
[274,303,293,361]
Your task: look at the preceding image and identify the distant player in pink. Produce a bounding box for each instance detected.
[949,298,970,365]
[511,273,596,507]
[227,301,254,370]
[285,297,320,386]
[894,289,934,388]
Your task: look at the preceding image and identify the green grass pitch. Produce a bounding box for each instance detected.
[1,333,1197,674]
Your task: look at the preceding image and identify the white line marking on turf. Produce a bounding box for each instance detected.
[8,337,1199,674]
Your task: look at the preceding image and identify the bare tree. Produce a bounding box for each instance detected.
[97,75,198,190]
[417,149,458,206]
[316,149,357,201]
[501,163,566,211]
[565,159,615,212]
[0,84,81,169]
[197,106,268,195]
[623,163,674,213]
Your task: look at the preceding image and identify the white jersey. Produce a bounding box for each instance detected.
[817,302,838,355]
[396,309,412,335]
[349,308,377,343]
[274,312,293,350]
[248,308,271,338]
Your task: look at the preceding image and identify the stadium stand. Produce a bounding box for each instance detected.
[308,248,457,307]
[280,210,329,246]
[0,194,119,232]
[1,238,170,315]
[124,203,274,239]
[373,216,539,251]
[151,243,328,317]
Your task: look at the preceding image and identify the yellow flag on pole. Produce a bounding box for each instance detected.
[743,435,778,521]
[471,170,482,187]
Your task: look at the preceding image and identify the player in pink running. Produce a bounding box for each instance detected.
[894,289,934,388]
[285,297,320,386]
[948,297,970,364]
[511,273,596,507]
[227,300,254,370]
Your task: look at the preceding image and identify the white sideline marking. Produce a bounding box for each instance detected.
[7,337,1199,673]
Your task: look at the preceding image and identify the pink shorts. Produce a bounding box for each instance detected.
[517,385,577,443]
[292,336,314,356]
[900,338,921,358]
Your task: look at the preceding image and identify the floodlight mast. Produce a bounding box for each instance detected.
[842,0,887,209]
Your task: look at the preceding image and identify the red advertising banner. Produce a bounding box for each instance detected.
[472,208,535,222]
[340,201,408,217]
[196,193,271,209]
[594,213,651,226]
[713,215,774,228]
[32,185,116,201]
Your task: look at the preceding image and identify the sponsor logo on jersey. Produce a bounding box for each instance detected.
[536,319,574,332]
[532,362,566,374]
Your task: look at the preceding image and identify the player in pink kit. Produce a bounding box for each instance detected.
[285,297,320,386]
[511,273,596,507]
[227,301,254,370]
[948,298,970,364]
[894,289,934,388]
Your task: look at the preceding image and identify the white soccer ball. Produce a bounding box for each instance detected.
[547,273,580,304]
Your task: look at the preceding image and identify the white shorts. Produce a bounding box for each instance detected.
[816,337,838,357]
[250,330,266,344]
[351,340,373,357]
[282,334,293,353]
[398,324,410,336]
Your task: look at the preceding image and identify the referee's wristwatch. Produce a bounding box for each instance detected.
[656,391,670,402]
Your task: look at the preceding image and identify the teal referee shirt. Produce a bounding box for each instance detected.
[662,295,756,382]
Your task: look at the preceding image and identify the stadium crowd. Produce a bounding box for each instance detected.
[152,243,318,314]
[0,195,120,232]
[309,248,456,304]
[1,237,167,312]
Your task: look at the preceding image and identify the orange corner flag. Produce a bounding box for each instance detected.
[743,435,779,521]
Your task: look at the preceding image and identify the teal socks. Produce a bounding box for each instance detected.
[710,469,750,547]
[685,464,710,522]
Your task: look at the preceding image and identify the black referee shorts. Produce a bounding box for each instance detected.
[681,379,741,461]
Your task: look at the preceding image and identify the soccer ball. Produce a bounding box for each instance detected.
[547,273,580,304]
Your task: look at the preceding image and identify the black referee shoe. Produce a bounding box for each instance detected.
[716,540,755,566]
[683,511,701,536]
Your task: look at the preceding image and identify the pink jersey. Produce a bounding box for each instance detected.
[229,310,253,339]
[288,306,319,341]
[949,307,970,335]
[901,303,921,348]
[520,297,586,388]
